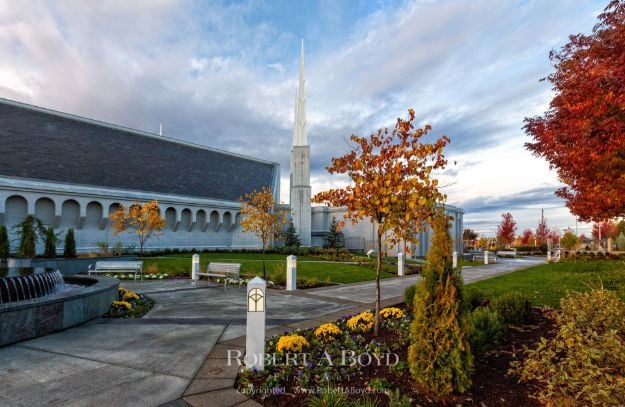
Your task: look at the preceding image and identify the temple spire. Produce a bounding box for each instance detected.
[293,39,307,146]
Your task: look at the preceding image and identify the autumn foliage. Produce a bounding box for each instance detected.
[110,200,166,256]
[496,212,517,247]
[525,1,625,221]
[313,109,448,336]
[240,187,286,254]
[592,219,616,240]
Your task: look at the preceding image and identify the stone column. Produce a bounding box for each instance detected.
[286,255,297,291]
[484,250,489,265]
[547,250,552,262]
[191,254,200,285]
[452,251,458,269]
[398,252,405,277]
[245,277,266,371]
[608,237,614,253]
[555,249,561,262]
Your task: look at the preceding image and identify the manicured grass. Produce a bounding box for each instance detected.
[467,260,625,308]
[141,252,395,284]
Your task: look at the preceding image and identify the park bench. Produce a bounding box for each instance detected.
[88,261,143,280]
[472,252,497,263]
[497,250,517,258]
[195,262,241,288]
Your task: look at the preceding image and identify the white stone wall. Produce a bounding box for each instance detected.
[311,204,464,257]
[0,176,263,254]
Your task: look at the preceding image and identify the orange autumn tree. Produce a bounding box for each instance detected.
[525,1,625,221]
[240,187,286,278]
[110,200,166,257]
[313,109,449,336]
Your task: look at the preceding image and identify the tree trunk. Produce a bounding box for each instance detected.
[374,227,383,337]
[262,242,267,279]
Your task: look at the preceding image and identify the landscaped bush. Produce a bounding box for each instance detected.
[408,211,473,396]
[512,288,625,406]
[467,308,505,359]
[463,287,489,311]
[64,228,76,258]
[490,292,531,325]
[404,283,417,308]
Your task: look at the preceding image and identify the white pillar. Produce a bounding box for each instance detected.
[547,250,552,262]
[513,248,517,258]
[397,252,405,277]
[453,251,458,269]
[286,255,297,291]
[245,277,266,371]
[484,250,489,265]
[191,254,200,285]
[608,237,614,253]
[555,249,561,262]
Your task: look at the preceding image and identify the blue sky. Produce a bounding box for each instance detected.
[0,0,607,237]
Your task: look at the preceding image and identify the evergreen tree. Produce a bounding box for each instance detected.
[283,221,301,248]
[64,228,76,258]
[0,225,9,260]
[323,217,344,250]
[15,215,46,259]
[44,227,57,258]
[408,210,473,396]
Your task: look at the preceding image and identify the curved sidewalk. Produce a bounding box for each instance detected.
[0,257,545,407]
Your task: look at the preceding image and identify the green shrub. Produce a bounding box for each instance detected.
[408,210,473,396]
[0,225,9,259]
[268,263,286,286]
[387,389,412,407]
[512,288,625,406]
[490,292,531,325]
[308,386,349,407]
[467,308,506,359]
[63,228,76,258]
[44,227,57,258]
[404,283,417,308]
[463,287,488,311]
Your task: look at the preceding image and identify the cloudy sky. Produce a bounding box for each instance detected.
[0,0,606,237]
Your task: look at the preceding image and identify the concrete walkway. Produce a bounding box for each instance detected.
[0,257,545,407]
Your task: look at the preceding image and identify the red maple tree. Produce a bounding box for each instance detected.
[521,228,534,245]
[525,1,625,221]
[535,217,551,245]
[496,213,517,247]
[592,220,616,240]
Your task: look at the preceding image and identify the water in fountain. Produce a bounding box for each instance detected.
[0,270,66,304]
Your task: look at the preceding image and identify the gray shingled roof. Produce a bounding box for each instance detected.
[0,99,278,201]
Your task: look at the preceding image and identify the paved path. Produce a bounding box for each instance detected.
[0,257,545,407]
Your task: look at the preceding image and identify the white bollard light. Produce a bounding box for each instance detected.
[453,251,458,269]
[547,250,552,262]
[191,254,200,285]
[484,250,489,265]
[398,252,405,277]
[555,249,561,262]
[286,255,297,291]
[245,277,266,371]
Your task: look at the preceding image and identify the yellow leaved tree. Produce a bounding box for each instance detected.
[240,187,286,278]
[313,109,449,336]
[110,200,167,257]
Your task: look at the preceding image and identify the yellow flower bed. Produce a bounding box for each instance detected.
[314,323,342,340]
[276,334,309,353]
[380,307,404,319]
[347,311,375,333]
[123,291,140,301]
[112,301,132,310]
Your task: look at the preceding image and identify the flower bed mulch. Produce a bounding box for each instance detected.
[237,307,557,406]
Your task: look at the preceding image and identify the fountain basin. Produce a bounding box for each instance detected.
[0,275,119,346]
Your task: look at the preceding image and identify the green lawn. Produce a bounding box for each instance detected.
[142,252,395,284]
[467,260,625,308]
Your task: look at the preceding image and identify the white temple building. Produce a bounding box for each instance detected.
[0,41,462,256]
